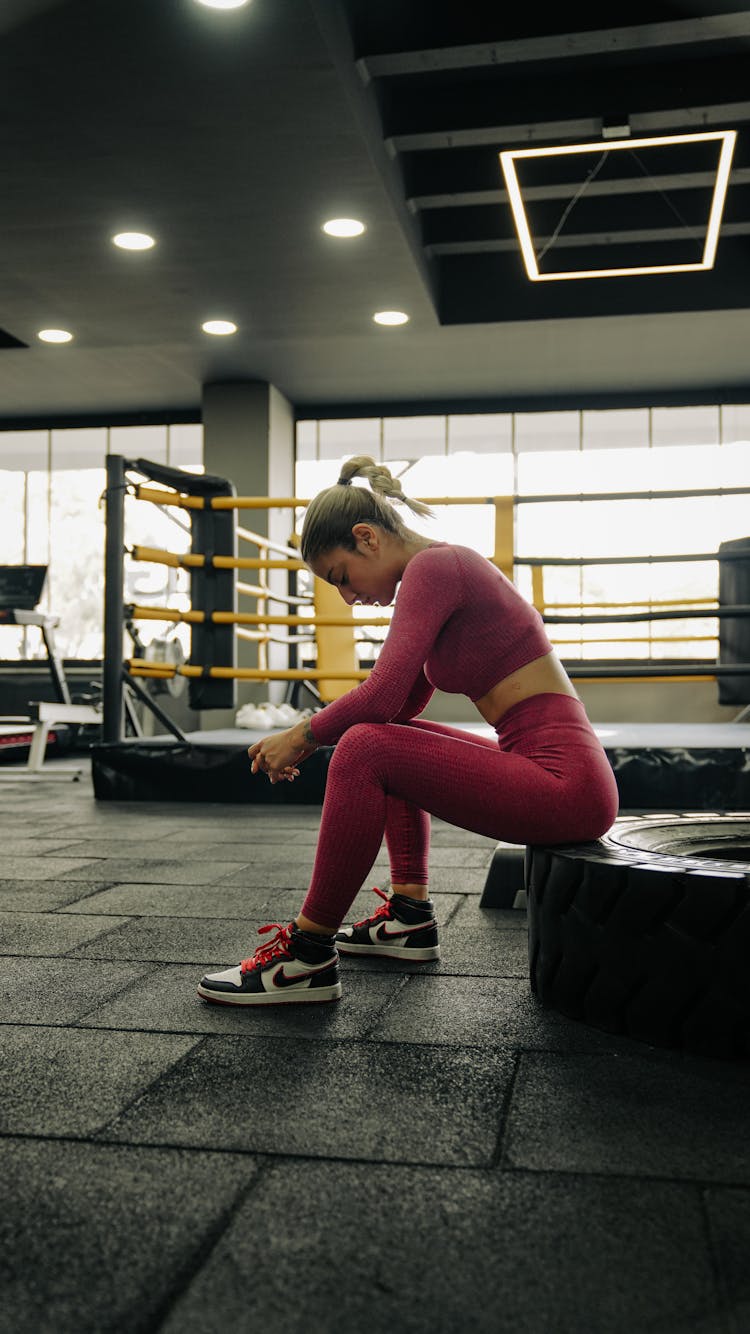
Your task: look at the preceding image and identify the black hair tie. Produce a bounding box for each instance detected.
[337,476,352,486]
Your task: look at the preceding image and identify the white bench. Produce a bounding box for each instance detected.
[0,702,101,782]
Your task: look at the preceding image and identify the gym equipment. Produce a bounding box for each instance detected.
[718,537,750,708]
[478,843,527,910]
[0,700,102,782]
[526,813,750,1059]
[0,565,102,780]
[0,565,71,705]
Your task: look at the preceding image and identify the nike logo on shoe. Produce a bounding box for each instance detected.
[373,919,431,942]
[266,961,332,989]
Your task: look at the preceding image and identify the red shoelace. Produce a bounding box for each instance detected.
[240,922,293,975]
[352,887,392,927]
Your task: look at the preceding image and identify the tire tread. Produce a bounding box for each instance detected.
[528,817,750,1059]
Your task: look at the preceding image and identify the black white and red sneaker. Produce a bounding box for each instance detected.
[336,888,440,961]
[198,922,342,1006]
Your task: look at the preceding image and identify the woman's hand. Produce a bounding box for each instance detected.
[247,719,317,784]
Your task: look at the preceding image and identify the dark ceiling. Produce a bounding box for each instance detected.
[2,0,750,424]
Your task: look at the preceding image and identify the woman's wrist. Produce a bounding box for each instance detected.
[293,712,318,749]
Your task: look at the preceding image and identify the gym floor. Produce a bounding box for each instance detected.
[1,770,749,1334]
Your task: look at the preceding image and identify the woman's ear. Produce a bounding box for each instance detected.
[352,523,378,551]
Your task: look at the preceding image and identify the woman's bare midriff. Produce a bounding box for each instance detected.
[472,651,580,727]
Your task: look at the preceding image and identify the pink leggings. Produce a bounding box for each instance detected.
[300,693,619,931]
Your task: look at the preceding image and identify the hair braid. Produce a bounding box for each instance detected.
[301,455,434,563]
[337,456,433,519]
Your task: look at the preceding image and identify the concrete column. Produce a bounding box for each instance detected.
[201,380,296,723]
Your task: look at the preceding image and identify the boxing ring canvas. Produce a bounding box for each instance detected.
[92,728,332,804]
[91,720,750,810]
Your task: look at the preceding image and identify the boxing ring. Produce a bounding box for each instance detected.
[92,455,750,1056]
[93,454,750,808]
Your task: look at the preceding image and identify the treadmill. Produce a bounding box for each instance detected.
[0,565,71,705]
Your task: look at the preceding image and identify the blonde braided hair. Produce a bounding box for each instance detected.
[300,456,434,564]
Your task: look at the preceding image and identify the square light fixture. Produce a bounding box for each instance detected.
[499,130,736,281]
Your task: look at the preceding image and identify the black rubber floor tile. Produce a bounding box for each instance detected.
[0,1024,198,1136]
[429,823,498,846]
[84,963,404,1039]
[43,816,186,837]
[213,828,322,844]
[103,1037,513,1165]
[1,837,83,856]
[0,810,68,827]
[62,881,273,917]
[66,835,322,864]
[0,881,118,911]
[69,909,465,969]
[424,846,495,868]
[164,812,323,834]
[505,1050,750,1183]
[704,1186,750,1334]
[0,956,157,1025]
[424,864,488,893]
[58,857,247,884]
[215,855,391,888]
[0,1137,259,1334]
[449,896,527,930]
[158,1159,721,1334]
[58,838,256,861]
[0,789,88,809]
[0,855,103,881]
[369,975,623,1051]
[437,915,529,976]
[70,915,275,963]
[0,911,130,956]
[140,872,398,923]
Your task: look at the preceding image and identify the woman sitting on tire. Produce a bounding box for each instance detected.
[198,455,619,1007]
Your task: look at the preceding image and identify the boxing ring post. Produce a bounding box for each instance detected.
[103,453,126,743]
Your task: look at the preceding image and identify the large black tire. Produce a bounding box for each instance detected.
[527,814,750,1059]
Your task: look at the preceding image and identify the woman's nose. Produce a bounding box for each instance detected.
[339,586,356,605]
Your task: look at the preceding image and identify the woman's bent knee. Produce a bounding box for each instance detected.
[328,721,388,770]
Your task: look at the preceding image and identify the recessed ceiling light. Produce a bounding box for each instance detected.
[112,232,156,251]
[194,0,251,8]
[322,218,366,238]
[37,328,73,343]
[202,319,238,335]
[373,310,409,326]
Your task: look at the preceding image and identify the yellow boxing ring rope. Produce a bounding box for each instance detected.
[123,471,744,697]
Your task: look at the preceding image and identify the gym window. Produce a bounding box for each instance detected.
[295,405,750,670]
[0,424,203,661]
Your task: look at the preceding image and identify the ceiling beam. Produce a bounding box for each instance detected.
[409,167,750,210]
[421,178,736,246]
[437,236,750,324]
[401,134,750,198]
[380,52,750,140]
[426,220,750,256]
[358,13,750,80]
[389,102,750,153]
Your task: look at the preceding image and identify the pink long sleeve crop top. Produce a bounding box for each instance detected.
[309,542,553,747]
